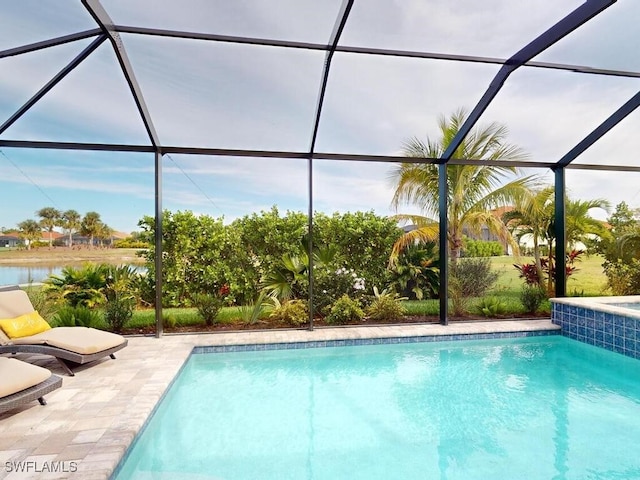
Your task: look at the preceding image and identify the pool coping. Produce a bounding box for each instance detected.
[0,320,560,480]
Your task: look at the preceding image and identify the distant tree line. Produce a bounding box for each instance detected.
[11,207,113,249]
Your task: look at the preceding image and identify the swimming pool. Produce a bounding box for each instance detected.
[113,336,640,479]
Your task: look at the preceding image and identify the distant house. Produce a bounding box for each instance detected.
[0,235,21,248]
[41,231,65,245]
[64,231,132,247]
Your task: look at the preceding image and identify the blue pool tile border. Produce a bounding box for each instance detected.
[193,329,560,354]
[552,299,640,359]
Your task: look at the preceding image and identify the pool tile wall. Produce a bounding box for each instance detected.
[194,329,560,354]
[551,301,640,359]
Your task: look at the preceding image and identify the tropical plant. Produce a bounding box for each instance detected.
[475,297,507,317]
[390,108,535,263]
[514,249,583,288]
[103,265,138,332]
[44,263,110,307]
[60,209,81,247]
[366,286,407,321]
[565,198,611,247]
[261,241,368,315]
[261,250,309,301]
[36,207,61,247]
[239,291,269,324]
[325,295,364,325]
[386,243,439,300]
[52,305,101,328]
[17,219,41,250]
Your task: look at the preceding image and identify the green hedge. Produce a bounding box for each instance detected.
[462,239,504,257]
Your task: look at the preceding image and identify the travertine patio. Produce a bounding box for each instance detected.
[0,320,559,480]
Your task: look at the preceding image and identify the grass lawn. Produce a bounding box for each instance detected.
[0,247,145,264]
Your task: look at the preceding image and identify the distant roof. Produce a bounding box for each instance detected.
[41,231,64,240]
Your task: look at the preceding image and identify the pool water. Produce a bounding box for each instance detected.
[113,337,640,479]
[609,302,640,312]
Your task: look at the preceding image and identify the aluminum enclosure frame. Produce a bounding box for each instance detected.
[1,0,638,332]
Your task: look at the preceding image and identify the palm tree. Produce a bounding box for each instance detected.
[565,198,610,247]
[503,186,555,286]
[505,188,610,292]
[17,219,41,250]
[36,207,61,247]
[96,222,113,247]
[80,211,103,247]
[390,108,536,263]
[60,209,81,247]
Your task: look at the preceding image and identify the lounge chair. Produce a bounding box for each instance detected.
[0,286,127,376]
[0,357,62,414]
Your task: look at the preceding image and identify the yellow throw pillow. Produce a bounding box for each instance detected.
[0,311,52,339]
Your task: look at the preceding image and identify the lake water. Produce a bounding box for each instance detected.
[0,264,145,286]
[0,265,64,286]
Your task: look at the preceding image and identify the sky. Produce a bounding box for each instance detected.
[1,0,640,234]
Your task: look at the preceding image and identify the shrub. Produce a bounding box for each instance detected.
[103,264,138,332]
[449,257,499,298]
[313,266,367,315]
[163,312,178,329]
[475,297,507,317]
[139,208,401,307]
[463,239,504,257]
[192,293,223,325]
[325,295,364,325]
[52,306,101,328]
[603,259,640,295]
[104,296,135,332]
[268,299,308,327]
[113,239,150,248]
[520,285,547,314]
[448,273,472,316]
[366,287,406,321]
